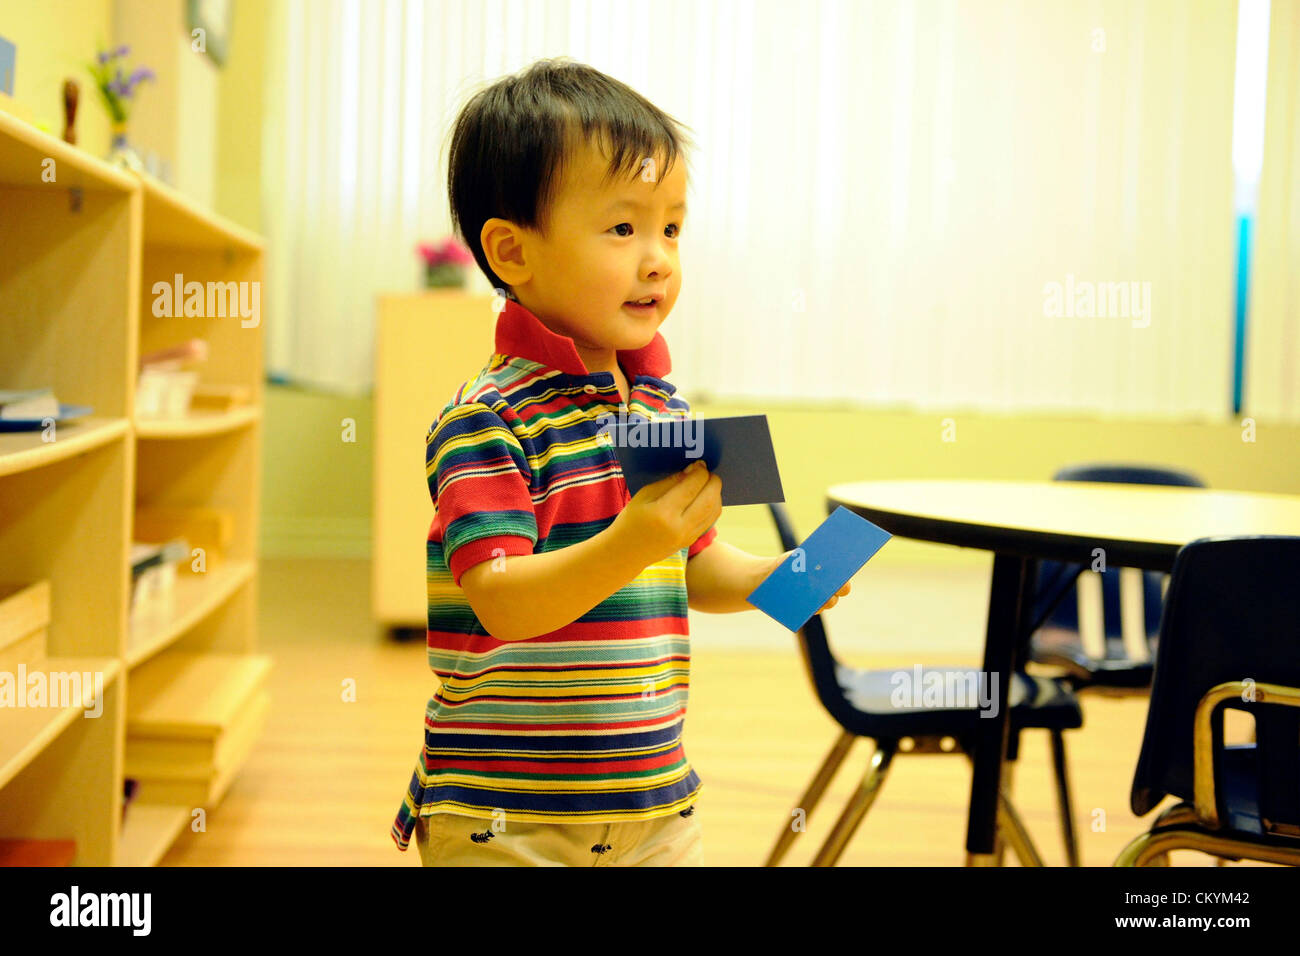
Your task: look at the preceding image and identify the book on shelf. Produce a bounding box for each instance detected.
[139,339,209,372]
[126,687,270,779]
[127,652,273,738]
[190,384,253,412]
[0,387,59,420]
[130,539,190,579]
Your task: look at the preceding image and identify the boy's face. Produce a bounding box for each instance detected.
[507,138,686,364]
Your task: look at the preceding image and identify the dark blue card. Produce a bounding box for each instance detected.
[746,506,892,631]
[604,413,784,507]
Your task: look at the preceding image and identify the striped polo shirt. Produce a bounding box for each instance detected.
[391,297,717,851]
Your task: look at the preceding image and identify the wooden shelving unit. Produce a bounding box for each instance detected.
[0,111,269,866]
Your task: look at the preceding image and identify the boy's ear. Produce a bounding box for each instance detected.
[481,218,532,288]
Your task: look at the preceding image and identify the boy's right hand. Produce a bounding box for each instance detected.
[613,460,722,567]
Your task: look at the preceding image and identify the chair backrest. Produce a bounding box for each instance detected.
[1130,536,1300,834]
[1036,463,1206,641]
[766,502,863,728]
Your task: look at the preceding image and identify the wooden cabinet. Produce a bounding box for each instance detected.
[0,111,267,865]
[372,291,497,629]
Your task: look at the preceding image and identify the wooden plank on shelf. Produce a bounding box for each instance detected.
[0,658,121,789]
[138,173,263,253]
[0,110,136,193]
[0,418,130,479]
[127,686,270,777]
[132,686,270,807]
[127,652,272,739]
[126,560,254,667]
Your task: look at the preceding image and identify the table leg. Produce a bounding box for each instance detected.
[965,553,1035,864]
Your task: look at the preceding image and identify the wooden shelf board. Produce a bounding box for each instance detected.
[118,803,191,867]
[139,174,263,253]
[0,658,121,790]
[127,651,271,739]
[0,417,129,479]
[126,560,256,668]
[134,405,260,440]
[0,111,136,193]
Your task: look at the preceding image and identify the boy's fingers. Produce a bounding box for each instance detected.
[681,472,721,523]
[662,462,711,508]
[640,467,697,502]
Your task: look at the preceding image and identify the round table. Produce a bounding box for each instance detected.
[825,479,1300,865]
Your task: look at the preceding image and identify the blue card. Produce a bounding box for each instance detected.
[746,506,892,631]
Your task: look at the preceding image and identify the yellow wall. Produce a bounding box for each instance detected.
[215,0,264,232]
[0,0,114,156]
[0,0,262,223]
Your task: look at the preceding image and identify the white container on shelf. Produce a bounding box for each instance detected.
[136,368,198,419]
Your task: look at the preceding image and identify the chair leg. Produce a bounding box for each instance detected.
[1114,828,1300,867]
[1049,729,1080,866]
[997,789,1045,867]
[765,729,856,866]
[810,743,895,866]
[993,748,1017,866]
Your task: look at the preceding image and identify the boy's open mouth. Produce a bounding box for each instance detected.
[623,295,660,313]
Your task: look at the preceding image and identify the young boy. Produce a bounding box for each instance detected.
[390,57,849,866]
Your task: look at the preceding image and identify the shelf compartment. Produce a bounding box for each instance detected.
[126,559,255,667]
[140,174,263,254]
[0,658,121,790]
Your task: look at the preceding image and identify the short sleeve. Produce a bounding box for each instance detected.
[427,401,538,587]
[687,523,717,559]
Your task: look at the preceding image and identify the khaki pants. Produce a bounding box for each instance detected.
[415,804,703,867]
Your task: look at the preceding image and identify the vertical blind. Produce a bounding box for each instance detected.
[263,0,1274,422]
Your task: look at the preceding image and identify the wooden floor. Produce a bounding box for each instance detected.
[158,556,1253,867]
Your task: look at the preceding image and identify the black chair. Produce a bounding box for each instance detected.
[1030,464,1206,691]
[763,502,1084,867]
[1115,536,1300,866]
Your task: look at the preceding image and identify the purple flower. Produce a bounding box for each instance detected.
[128,67,156,85]
[97,44,130,63]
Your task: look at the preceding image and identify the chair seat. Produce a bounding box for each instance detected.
[1030,630,1154,690]
[834,665,1083,738]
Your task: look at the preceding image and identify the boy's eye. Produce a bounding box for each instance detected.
[608,223,682,238]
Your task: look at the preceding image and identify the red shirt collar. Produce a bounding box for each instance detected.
[495,298,672,381]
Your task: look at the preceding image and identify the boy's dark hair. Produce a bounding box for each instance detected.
[446,58,694,299]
